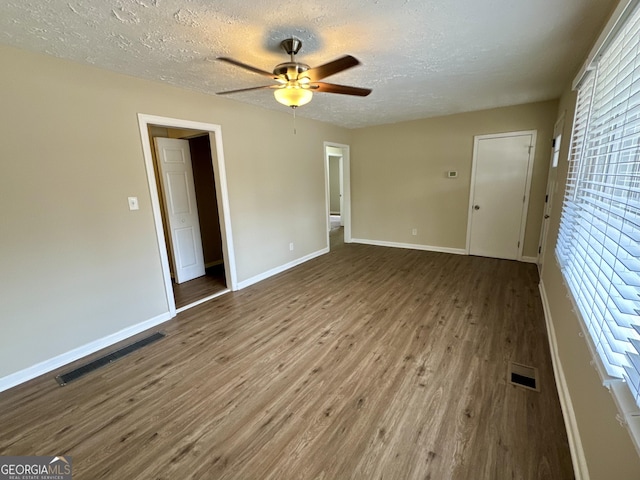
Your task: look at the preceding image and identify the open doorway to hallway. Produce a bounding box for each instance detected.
[148,126,227,310]
[138,114,237,318]
[324,142,352,250]
[328,150,343,241]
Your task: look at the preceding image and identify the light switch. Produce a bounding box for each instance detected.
[128,196,139,211]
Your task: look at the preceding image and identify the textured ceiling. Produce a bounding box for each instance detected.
[0,0,616,128]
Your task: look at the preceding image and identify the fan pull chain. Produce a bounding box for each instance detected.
[292,106,297,135]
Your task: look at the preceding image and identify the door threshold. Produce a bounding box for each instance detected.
[176,288,230,313]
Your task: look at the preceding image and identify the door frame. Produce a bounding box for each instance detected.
[465,130,537,261]
[324,142,352,245]
[537,113,565,273]
[339,156,344,225]
[137,114,237,318]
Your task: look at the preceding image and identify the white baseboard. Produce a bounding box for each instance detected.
[539,280,590,480]
[350,239,541,264]
[0,311,172,393]
[351,238,467,256]
[237,247,329,290]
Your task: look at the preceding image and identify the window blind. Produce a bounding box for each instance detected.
[556,2,640,408]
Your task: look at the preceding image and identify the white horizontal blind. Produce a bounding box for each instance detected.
[556,3,640,407]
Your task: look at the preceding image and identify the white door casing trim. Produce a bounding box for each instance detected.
[137,114,237,319]
[465,130,537,260]
[538,113,565,274]
[339,156,344,226]
[207,130,237,289]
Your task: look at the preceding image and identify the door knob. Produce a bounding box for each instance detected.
[544,214,550,219]
[474,205,480,210]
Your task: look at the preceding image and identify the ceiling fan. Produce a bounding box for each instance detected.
[216,38,371,108]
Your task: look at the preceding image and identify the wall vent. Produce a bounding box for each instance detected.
[508,362,539,392]
[55,332,166,386]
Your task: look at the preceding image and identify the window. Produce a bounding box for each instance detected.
[552,134,562,168]
[556,0,640,414]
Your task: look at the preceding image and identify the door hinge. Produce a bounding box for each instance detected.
[552,138,556,148]
[523,195,526,203]
[545,194,548,203]
[518,241,520,248]
[528,145,533,154]
[538,246,542,254]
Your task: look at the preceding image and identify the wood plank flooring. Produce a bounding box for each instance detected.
[0,232,573,479]
[173,264,227,309]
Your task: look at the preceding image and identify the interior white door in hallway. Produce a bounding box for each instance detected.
[467,131,536,260]
[154,137,206,284]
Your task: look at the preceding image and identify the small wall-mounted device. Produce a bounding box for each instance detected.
[447,171,458,178]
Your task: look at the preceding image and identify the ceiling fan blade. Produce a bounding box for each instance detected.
[306,55,360,81]
[217,85,276,95]
[312,82,372,96]
[217,57,276,78]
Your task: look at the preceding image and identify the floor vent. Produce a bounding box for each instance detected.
[508,362,539,392]
[55,332,166,386]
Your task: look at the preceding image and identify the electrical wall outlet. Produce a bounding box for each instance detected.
[128,196,139,211]
[289,242,294,251]
[412,228,418,236]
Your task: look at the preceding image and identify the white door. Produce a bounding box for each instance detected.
[467,132,535,260]
[154,137,206,284]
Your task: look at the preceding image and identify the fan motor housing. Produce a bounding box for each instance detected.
[273,62,310,80]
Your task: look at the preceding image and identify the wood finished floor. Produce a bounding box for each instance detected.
[0,231,573,479]
[173,264,227,309]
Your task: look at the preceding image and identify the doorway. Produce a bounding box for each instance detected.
[151,130,226,310]
[138,114,237,317]
[466,131,537,261]
[324,142,352,249]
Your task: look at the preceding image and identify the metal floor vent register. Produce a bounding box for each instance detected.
[55,332,166,386]
[508,362,540,392]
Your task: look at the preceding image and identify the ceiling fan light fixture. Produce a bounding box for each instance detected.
[217,39,370,106]
[274,85,313,107]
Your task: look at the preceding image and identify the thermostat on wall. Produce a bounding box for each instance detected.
[447,171,458,178]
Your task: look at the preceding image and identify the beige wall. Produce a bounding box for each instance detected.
[350,100,558,256]
[540,90,640,479]
[0,44,350,379]
[537,2,640,476]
